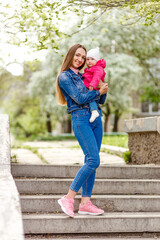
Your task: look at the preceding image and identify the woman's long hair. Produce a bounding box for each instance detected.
[56,43,86,105]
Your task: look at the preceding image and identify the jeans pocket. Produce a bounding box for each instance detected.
[76,109,90,117]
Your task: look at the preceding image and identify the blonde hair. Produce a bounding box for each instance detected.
[56,43,86,105]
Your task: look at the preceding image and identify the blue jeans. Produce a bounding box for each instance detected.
[70,108,103,197]
[89,101,99,112]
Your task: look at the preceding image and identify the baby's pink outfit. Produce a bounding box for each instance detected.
[83,59,106,90]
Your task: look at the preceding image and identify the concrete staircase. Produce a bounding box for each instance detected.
[11,164,160,237]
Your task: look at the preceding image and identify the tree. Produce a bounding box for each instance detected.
[2,4,159,134]
[1,0,160,50]
[27,11,144,132]
[68,0,160,25]
[27,8,160,132]
[27,53,58,133]
[74,9,160,130]
[27,50,73,133]
[104,53,142,131]
[140,58,160,104]
[0,61,49,138]
[0,69,15,102]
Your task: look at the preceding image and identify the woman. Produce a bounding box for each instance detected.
[56,43,108,217]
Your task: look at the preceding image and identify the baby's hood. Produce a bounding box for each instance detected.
[96,59,106,69]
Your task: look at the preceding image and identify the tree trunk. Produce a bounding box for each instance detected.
[113,109,121,132]
[46,112,52,133]
[103,102,111,132]
[104,114,109,132]
[62,118,72,133]
[65,119,72,133]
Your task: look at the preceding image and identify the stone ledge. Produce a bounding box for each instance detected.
[0,173,24,240]
[124,116,160,134]
[124,116,160,164]
[0,114,11,172]
[0,164,11,174]
[0,114,24,240]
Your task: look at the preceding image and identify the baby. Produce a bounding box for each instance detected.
[83,47,106,122]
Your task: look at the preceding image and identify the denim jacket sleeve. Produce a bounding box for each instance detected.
[99,93,107,105]
[58,72,100,105]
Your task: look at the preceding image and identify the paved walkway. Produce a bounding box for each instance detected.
[11,140,126,165]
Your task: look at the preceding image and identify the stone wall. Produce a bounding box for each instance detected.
[128,132,160,164]
[0,114,11,173]
[0,114,24,240]
[124,116,160,165]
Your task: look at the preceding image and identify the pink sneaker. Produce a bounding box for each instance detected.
[78,201,104,215]
[58,196,74,217]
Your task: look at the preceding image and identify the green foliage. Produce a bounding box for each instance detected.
[139,58,160,103]
[68,0,160,26]
[27,50,71,127]
[27,52,61,113]
[141,81,160,103]
[26,9,160,133]
[123,150,131,163]
[0,62,48,138]
[0,69,16,101]
[104,53,142,114]
[5,97,47,139]
[1,4,159,136]
[1,0,160,50]
[11,154,18,163]
[15,104,46,136]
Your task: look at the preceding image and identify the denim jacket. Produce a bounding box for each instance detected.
[58,68,106,114]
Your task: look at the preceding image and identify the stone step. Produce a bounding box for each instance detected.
[25,237,160,240]
[24,232,160,240]
[20,194,160,213]
[23,212,160,234]
[15,178,160,195]
[11,164,160,179]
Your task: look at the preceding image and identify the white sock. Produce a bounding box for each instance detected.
[89,110,99,123]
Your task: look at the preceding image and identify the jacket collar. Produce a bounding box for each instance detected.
[68,68,83,78]
[68,68,77,76]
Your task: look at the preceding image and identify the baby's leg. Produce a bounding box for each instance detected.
[89,102,99,123]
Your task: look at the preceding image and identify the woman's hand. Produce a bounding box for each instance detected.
[89,86,94,91]
[99,83,108,95]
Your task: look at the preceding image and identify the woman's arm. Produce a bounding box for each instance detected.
[58,72,100,105]
[99,94,107,104]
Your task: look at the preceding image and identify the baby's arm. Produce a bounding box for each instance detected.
[96,80,105,89]
[89,80,104,90]
[89,67,104,89]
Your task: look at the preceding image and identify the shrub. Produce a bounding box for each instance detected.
[123,151,131,163]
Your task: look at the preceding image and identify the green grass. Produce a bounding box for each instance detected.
[13,133,128,148]
[102,135,128,148]
[22,146,49,164]
[70,135,128,149]
[26,134,76,141]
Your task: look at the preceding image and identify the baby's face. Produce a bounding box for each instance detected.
[86,57,97,68]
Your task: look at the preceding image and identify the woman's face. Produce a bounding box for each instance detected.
[71,48,86,69]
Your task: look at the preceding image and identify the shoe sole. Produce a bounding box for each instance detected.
[58,199,74,218]
[78,210,104,216]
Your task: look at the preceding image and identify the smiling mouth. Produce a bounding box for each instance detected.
[75,61,81,66]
